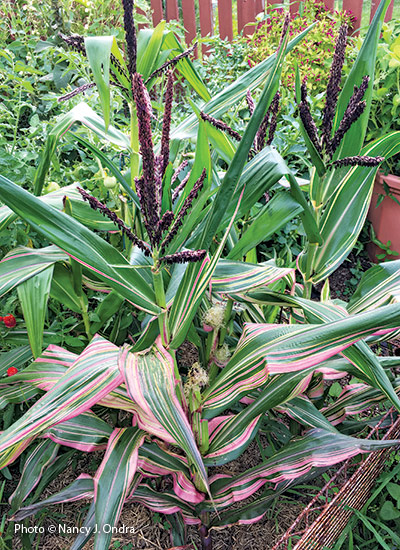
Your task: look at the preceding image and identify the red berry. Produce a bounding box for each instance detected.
[0,316,3,322]
[3,314,16,328]
[7,367,18,376]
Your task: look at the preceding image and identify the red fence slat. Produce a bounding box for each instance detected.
[166,0,179,21]
[323,0,335,10]
[218,0,233,41]
[370,0,394,22]
[238,0,256,35]
[266,0,283,6]
[342,0,363,34]
[199,0,213,55]
[150,0,163,26]
[181,0,197,45]
[255,0,264,13]
[290,1,301,16]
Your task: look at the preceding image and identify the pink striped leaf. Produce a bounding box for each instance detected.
[12,474,94,521]
[203,303,400,418]
[0,174,160,315]
[0,335,123,469]
[168,189,244,349]
[93,427,145,550]
[119,337,209,494]
[41,411,113,451]
[323,377,400,425]
[210,472,318,527]
[9,440,60,512]
[138,443,204,504]
[348,259,400,314]
[204,414,263,466]
[0,246,66,298]
[129,482,199,525]
[0,384,39,409]
[211,259,294,294]
[203,367,316,462]
[203,428,400,510]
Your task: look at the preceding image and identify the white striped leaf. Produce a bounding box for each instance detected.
[93,427,145,550]
[0,335,123,469]
[119,337,209,494]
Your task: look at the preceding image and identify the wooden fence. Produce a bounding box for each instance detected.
[149,0,396,46]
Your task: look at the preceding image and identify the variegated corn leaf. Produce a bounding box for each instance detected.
[348,259,400,314]
[9,440,59,512]
[211,259,294,295]
[128,483,199,525]
[12,474,94,521]
[232,290,400,409]
[0,246,66,298]
[203,303,400,419]
[299,132,400,284]
[93,427,145,550]
[0,335,123,469]
[119,337,209,494]
[42,411,113,452]
[323,377,400,425]
[0,174,160,315]
[204,429,400,510]
[138,442,204,504]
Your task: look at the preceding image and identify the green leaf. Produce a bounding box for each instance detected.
[162,32,211,102]
[33,103,130,195]
[0,246,66,298]
[85,37,113,130]
[0,175,160,315]
[50,264,87,314]
[137,22,165,80]
[172,24,315,142]
[197,31,289,251]
[227,191,303,260]
[94,428,145,550]
[9,440,59,513]
[17,266,54,359]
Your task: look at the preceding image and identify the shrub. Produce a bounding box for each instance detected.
[247,0,355,95]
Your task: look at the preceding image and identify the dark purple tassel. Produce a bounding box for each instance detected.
[321,24,348,148]
[122,0,137,77]
[246,90,255,116]
[172,172,190,202]
[161,169,206,253]
[266,92,280,146]
[331,155,384,169]
[60,33,86,56]
[77,187,151,255]
[160,70,174,176]
[145,43,197,83]
[132,73,159,243]
[160,249,207,264]
[171,160,189,186]
[200,112,242,142]
[58,82,96,102]
[330,100,366,154]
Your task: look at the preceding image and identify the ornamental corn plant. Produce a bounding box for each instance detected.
[2,1,400,549]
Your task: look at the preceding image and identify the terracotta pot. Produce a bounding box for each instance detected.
[367,171,400,262]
